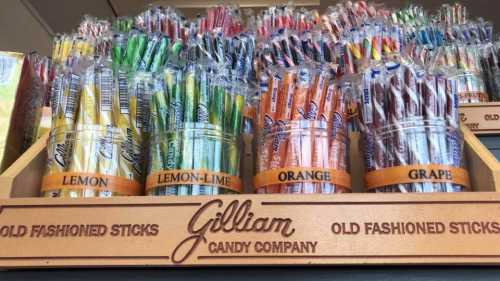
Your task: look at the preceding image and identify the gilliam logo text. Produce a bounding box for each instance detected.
[171,199,295,263]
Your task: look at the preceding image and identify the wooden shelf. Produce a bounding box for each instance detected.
[0,126,498,268]
[1,193,500,268]
[459,102,500,135]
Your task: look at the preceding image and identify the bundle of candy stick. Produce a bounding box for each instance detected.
[41,0,499,196]
[356,56,465,192]
[256,65,350,194]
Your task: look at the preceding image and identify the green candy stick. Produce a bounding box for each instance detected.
[193,68,211,194]
[138,34,159,72]
[149,95,164,174]
[131,33,147,71]
[179,65,198,194]
[123,31,139,68]
[112,33,127,67]
[227,93,244,177]
[210,82,224,181]
[150,36,170,73]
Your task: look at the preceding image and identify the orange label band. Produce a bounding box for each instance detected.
[42,172,142,196]
[458,91,489,101]
[146,170,242,193]
[254,168,352,190]
[364,164,471,190]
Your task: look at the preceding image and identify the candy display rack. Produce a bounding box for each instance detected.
[0,125,499,268]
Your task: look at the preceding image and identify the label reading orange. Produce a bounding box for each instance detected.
[146,170,242,193]
[41,172,142,195]
[254,167,351,190]
[364,164,471,190]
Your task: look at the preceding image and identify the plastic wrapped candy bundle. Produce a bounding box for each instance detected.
[254,66,351,194]
[146,65,248,196]
[42,57,149,197]
[145,29,254,196]
[355,58,470,193]
[480,42,500,101]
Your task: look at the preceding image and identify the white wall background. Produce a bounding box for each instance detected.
[0,0,52,56]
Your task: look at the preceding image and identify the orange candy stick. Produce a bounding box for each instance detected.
[283,68,310,193]
[258,72,281,193]
[309,71,329,193]
[269,70,296,193]
[329,84,349,192]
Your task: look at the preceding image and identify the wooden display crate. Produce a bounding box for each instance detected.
[0,126,499,268]
[0,131,48,199]
[459,102,500,135]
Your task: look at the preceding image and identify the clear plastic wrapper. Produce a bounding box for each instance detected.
[256,120,350,194]
[437,3,467,25]
[355,59,470,193]
[425,44,489,104]
[455,72,488,103]
[42,126,143,197]
[147,123,242,195]
[113,29,176,73]
[480,43,500,101]
[145,61,248,196]
[43,58,150,198]
[255,66,351,194]
[361,119,468,193]
[135,6,185,41]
